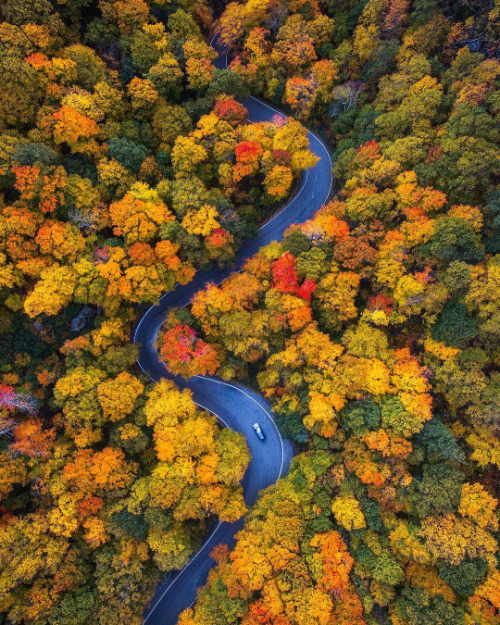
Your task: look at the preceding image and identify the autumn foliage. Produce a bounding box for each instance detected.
[0,0,499,623]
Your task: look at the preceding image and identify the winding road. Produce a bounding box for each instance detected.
[134,39,333,625]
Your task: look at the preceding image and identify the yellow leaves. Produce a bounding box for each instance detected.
[421,514,498,566]
[24,264,76,318]
[297,588,334,625]
[191,283,235,334]
[405,562,456,603]
[331,496,366,531]
[356,357,391,396]
[97,372,144,422]
[231,536,274,591]
[171,136,208,176]
[144,379,197,427]
[465,259,500,328]
[83,517,109,549]
[399,217,435,247]
[316,269,361,330]
[272,119,314,171]
[185,56,214,91]
[143,379,249,522]
[393,274,425,315]
[127,76,158,111]
[466,426,500,469]
[109,183,174,244]
[423,337,460,361]
[0,256,21,289]
[295,324,344,371]
[0,452,28,501]
[182,204,220,236]
[388,521,432,565]
[48,494,79,538]
[119,423,142,441]
[353,23,380,66]
[459,483,498,531]
[55,365,104,400]
[62,88,103,122]
[89,318,128,354]
[204,486,247,523]
[97,157,132,194]
[217,2,248,49]
[264,165,293,200]
[149,459,196,509]
[304,391,342,437]
[194,112,236,149]
[148,525,192,571]
[448,204,483,232]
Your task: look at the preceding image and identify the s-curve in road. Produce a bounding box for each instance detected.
[134,36,333,625]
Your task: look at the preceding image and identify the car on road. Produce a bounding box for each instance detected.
[252,422,266,440]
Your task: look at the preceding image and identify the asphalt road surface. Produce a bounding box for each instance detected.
[134,39,334,625]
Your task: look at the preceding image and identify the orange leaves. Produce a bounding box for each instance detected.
[13,165,42,201]
[53,105,99,154]
[284,77,316,120]
[271,37,317,73]
[63,447,136,495]
[284,59,338,120]
[395,172,447,214]
[214,98,248,126]
[10,420,55,459]
[155,240,182,270]
[13,165,67,213]
[285,298,313,332]
[309,531,356,593]
[35,221,85,263]
[127,241,157,267]
[233,140,264,182]
[343,438,386,487]
[363,429,413,460]
[314,213,350,241]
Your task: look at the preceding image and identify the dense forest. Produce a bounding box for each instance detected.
[0,0,499,624]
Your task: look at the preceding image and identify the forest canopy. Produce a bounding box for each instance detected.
[0,0,499,624]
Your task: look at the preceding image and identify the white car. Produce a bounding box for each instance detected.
[252,422,265,441]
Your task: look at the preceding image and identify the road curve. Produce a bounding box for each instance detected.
[134,41,333,625]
